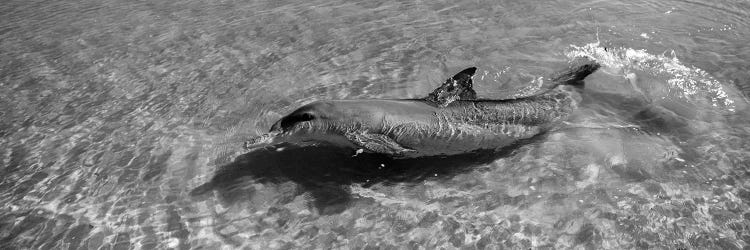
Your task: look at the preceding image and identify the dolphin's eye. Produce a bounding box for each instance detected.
[280,112,316,129]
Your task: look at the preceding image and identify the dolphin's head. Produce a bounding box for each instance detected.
[272,102,325,133]
[270,99,436,135]
[270,101,366,135]
[265,101,373,148]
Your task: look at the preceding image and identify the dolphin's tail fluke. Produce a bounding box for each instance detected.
[550,57,601,87]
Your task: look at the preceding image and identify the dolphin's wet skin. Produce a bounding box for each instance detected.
[246,60,599,158]
[3,0,750,249]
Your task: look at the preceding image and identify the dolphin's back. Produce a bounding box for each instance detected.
[447,90,577,127]
[369,91,571,157]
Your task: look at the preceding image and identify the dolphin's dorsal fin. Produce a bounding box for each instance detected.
[424,67,477,107]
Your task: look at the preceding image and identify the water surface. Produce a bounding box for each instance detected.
[2,0,750,249]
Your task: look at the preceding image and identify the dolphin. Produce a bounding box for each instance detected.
[246,58,600,158]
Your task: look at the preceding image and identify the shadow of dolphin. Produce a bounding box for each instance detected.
[191,135,544,214]
[192,59,601,214]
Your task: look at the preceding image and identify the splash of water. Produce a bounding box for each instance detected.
[242,132,280,151]
[565,42,735,112]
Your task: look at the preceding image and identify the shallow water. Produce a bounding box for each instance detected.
[2,0,750,249]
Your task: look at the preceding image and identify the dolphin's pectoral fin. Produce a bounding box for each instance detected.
[425,67,478,107]
[345,132,415,156]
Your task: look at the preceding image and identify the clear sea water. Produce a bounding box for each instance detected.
[2,0,750,249]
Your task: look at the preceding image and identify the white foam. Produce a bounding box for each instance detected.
[566,42,735,112]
